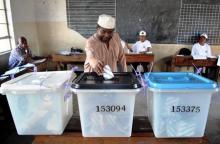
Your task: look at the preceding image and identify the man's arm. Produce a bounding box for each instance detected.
[123,42,133,52]
[9,48,26,68]
[147,41,152,52]
[191,44,197,56]
[84,41,104,75]
[131,42,138,53]
[118,39,127,72]
[207,45,212,57]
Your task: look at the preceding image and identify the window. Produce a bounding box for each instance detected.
[0,0,12,53]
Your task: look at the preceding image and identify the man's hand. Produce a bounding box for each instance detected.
[91,60,104,75]
[94,61,104,75]
[23,48,32,62]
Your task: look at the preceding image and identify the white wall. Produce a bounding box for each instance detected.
[10,0,40,55]
[8,0,220,71]
[33,0,86,55]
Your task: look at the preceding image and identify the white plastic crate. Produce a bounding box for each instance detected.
[0,71,75,135]
[145,72,218,138]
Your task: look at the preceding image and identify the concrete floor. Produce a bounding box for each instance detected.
[1,85,220,144]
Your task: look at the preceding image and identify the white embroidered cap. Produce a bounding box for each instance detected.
[200,33,208,39]
[139,30,146,36]
[97,14,115,29]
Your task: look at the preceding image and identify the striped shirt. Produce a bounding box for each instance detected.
[9,46,32,69]
[84,32,127,72]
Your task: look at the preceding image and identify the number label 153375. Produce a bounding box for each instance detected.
[171,106,200,113]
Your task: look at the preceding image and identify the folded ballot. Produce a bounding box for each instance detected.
[103,65,114,80]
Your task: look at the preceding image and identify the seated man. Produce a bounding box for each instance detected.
[9,37,45,69]
[191,33,217,80]
[131,30,152,72]
[132,30,152,53]
[191,33,211,58]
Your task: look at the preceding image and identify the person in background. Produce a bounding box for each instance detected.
[9,36,48,69]
[9,37,33,69]
[131,30,152,72]
[191,33,211,57]
[84,14,127,75]
[120,39,131,53]
[132,30,152,53]
[191,33,217,80]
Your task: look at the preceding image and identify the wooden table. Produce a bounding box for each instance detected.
[33,132,208,144]
[1,60,48,79]
[34,60,48,72]
[52,54,154,70]
[170,55,219,81]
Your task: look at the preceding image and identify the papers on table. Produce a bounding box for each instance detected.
[0,75,9,81]
[192,55,217,60]
[139,51,153,54]
[20,63,36,68]
[130,51,153,54]
[192,55,207,60]
[2,67,26,76]
[207,55,217,59]
[2,63,37,76]
[31,58,46,64]
[59,51,71,55]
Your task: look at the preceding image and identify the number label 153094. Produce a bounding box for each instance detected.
[96,105,126,112]
[171,106,200,113]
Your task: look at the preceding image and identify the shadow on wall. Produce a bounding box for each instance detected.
[0,53,10,75]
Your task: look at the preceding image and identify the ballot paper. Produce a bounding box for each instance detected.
[103,65,114,80]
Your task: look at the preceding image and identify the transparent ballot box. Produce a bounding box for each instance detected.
[144,72,218,138]
[72,72,141,137]
[0,71,75,135]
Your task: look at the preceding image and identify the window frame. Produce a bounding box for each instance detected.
[0,0,12,54]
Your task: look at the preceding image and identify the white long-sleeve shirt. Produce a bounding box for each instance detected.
[191,43,211,57]
[132,40,152,53]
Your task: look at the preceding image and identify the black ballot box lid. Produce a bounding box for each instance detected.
[72,72,142,89]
